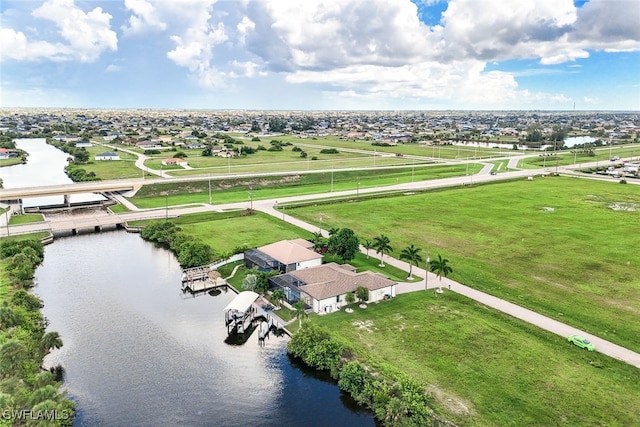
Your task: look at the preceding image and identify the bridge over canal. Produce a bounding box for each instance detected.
[0,179,145,208]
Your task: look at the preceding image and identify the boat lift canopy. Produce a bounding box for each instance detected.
[224,291,259,314]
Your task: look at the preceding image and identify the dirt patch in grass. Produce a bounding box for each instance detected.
[352,319,375,333]
[608,202,637,211]
[427,384,477,417]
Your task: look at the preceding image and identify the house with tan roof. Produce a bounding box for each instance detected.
[244,239,323,273]
[269,262,396,314]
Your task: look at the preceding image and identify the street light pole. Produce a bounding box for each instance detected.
[356,180,360,200]
[331,165,334,192]
[208,178,212,204]
[165,193,168,220]
[554,139,559,175]
[425,254,430,291]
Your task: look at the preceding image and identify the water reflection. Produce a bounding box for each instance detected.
[34,231,375,426]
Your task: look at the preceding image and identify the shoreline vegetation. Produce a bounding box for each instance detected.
[0,238,74,426]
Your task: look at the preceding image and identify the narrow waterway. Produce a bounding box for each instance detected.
[0,138,104,207]
[34,232,375,426]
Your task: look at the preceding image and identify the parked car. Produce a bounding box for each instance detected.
[490,171,497,175]
[567,335,595,351]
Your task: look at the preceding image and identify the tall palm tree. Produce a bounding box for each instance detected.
[373,235,392,267]
[363,239,373,259]
[430,254,453,293]
[292,301,308,328]
[399,244,423,280]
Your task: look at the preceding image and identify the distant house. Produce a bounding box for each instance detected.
[244,239,323,273]
[75,141,93,148]
[162,157,188,166]
[269,262,397,313]
[136,141,162,150]
[52,134,78,142]
[187,142,204,149]
[95,152,120,161]
[0,148,18,159]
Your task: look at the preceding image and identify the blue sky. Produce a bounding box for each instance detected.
[1,0,639,110]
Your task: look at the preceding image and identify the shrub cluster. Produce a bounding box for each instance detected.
[65,165,100,182]
[0,239,74,425]
[319,148,339,154]
[287,323,439,427]
[1,239,44,285]
[140,221,213,268]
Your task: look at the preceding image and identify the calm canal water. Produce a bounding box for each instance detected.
[34,232,375,426]
[1,138,104,207]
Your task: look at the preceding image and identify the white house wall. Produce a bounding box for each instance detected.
[308,284,396,314]
[297,258,323,270]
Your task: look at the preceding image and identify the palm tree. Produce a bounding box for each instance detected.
[40,331,63,355]
[399,244,423,280]
[430,254,453,293]
[292,301,308,328]
[312,231,326,253]
[373,235,392,267]
[271,289,286,308]
[363,239,373,259]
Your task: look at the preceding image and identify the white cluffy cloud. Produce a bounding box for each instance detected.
[122,0,167,35]
[236,0,639,106]
[0,0,117,62]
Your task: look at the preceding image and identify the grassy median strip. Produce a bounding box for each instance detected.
[127,163,482,209]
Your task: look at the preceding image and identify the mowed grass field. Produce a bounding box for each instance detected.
[76,144,142,180]
[311,292,640,427]
[288,177,640,353]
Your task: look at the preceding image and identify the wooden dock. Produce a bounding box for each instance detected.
[181,265,227,294]
[182,280,227,294]
[181,266,212,283]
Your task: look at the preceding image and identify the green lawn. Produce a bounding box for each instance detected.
[129,211,315,254]
[72,143,142,180]
[0,158,24,167]
[9,213,44,225]
[288,177,640,353]
[311,292,640,427]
